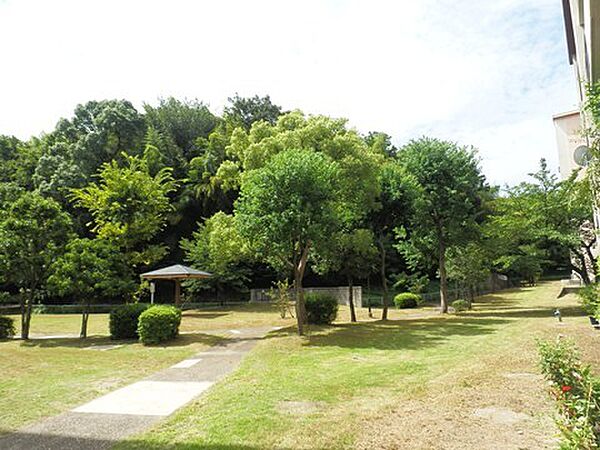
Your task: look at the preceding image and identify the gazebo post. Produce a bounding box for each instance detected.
[174,279,181,306]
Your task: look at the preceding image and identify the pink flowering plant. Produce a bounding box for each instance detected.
[538,338,600,450]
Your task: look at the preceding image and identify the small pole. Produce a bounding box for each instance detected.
[554,309,562,322]
[150,282,156,304]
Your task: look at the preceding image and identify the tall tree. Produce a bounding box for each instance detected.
[48,238,135,338]
[235,149,341,335]
[144,97,217,162]
[71,155,177,269]
[446,242,491,307]
[369,160,415,320]
[487,160,594,283]
[181,212,253,299]
[0,192,72,339]
[398,137,486,313]
[53,99,146,176]
[224,94,283,130]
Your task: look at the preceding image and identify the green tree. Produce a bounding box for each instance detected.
[487,160,593,284]
[144,97,217,163]
[181,212,252,299]
[364,131,397,157]
[71,155,177,268]
[235,149,341,335]
[369,160,415,319]
[224,94,283,130]
[446,242,491,307]
[325,229,378,322]
[220,112,381,222]
[48,238,135,338]
[54,100,145,175]
[0,192,72,339]
[398,137,486,313]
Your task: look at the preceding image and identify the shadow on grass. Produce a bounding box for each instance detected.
[298,286,582,351]
[303,315,510,351]
[181,312,230,320]
[19,332,224,349]
[467,305,585,319]
[0,429,313,450]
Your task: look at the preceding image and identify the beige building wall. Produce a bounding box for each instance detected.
[553,110,588,180]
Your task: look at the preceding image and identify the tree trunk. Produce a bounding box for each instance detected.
[468,285,474,309]
[366,276,373,318]
[80,301,90,339]
[378,238,389,320]
[348,277,357,323]
[439,239,448,313]
[573,251,591,285]
[583,242,597,283]
[20,290,34,340]
[294,243,311,336]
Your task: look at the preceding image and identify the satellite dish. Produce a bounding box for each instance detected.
[573,145,591,166]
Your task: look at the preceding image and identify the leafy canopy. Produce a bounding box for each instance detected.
[48,238,135,303]
[72,155,177,266]
[0,191,72,290]
[235,148,341,272]
[181,212,252,292]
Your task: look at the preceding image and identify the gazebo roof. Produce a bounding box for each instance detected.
[140,264,212,280]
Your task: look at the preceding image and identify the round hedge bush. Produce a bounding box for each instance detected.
[0,316,15,339]
[394,293,420,309]
[451,299,469,313]
[109,303,149,339]
[305,293,338,325]
[137,305,182,345]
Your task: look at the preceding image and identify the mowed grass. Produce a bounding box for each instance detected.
[116,282,600,450]
[0,303,296,434]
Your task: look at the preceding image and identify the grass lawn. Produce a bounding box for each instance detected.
[0,303,298,435]
[115,282,600,450]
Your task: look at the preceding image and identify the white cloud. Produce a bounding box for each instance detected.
[0,0,578,185]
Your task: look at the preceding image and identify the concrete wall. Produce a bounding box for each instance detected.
[251,286,362,308]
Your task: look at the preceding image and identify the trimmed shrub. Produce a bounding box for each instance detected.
[109,303,149,339]
[394,293,420,309]
[137,305,182,345]
[0,316,15,339]
[305,293,338,325]
[451,299,469,313]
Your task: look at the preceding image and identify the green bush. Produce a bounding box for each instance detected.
[305,293,338,325]
[579,283,599,315]
[451,299,469,313]
[538,338,600,449]
[109,303,149,339]
[137,305,182,345]
[394,293,420,309]
[0,316,15,339]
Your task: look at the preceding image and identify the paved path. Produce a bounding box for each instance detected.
[0,326,275,450]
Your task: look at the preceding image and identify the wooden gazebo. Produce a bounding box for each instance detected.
[141,264,212,305]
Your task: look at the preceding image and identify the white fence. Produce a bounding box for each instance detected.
[250,286,362,307]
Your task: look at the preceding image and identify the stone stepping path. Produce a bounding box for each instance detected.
[0,326,276,450]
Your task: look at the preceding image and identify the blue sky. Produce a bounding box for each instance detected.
[0,0,579,185]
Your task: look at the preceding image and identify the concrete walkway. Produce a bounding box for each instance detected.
[0,326,275,450]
